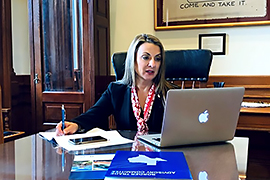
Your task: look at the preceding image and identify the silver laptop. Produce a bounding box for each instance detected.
[138,87,245,147]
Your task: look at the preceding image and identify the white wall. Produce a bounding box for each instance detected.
[11,0,270,76]
[11,0,30,75]
[110,0,270,75]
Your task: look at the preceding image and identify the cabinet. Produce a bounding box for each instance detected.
[29,0,111,133]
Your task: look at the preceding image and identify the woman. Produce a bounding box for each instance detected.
[56,34,177,136]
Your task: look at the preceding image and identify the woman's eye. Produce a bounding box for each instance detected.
[142,55,150,60]
[155,56,161,61]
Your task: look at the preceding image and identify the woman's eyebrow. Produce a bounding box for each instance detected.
[142,52,151,55]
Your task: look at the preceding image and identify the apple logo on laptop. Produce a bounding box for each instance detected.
[198,110,209,123]
[198,171,208,180]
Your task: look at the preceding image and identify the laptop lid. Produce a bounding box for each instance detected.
[139,87,245,147]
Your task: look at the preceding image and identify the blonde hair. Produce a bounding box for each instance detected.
[119,34,175,100]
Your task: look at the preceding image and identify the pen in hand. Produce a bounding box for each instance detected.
[61,104,66,134]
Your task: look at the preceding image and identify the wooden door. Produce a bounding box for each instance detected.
[29,0,110,133]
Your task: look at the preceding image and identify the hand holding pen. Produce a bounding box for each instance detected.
[61,104,66,132]
[56,105,79,136]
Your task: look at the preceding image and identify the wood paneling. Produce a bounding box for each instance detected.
[1,80,26,143]
[93,0,111,101]
[207,75,270,131]
[44,103,82,122]
[238,112,270,131]
[10,75,31,133]
[207,75,270,101]
[0,1,27,141]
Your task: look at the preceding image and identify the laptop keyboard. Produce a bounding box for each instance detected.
[153,137,161,142]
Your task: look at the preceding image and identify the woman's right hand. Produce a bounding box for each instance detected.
[55,121,79,136]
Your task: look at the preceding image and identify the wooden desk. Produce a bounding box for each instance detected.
[238,107,270,131]
[0,131,251,180]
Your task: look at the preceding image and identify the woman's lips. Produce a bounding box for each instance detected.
[146,70,154,74]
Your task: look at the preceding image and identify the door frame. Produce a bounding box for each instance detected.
[28,0,95,133]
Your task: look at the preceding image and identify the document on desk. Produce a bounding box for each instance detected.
[38,128,134,151]
[241,101,270,108]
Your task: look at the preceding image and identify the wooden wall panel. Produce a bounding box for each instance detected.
[238,114,270,131]
[44,103,82,121]
[94,0,110,76]
[0,0,12,109]
[93,0,111,102]
[207,76,270,131]
[207,75,270,102]
[96,0,108,16]
[43,103,83,130]
[10,75,31,133]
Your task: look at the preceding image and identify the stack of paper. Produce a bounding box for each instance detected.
[39,128,134,151]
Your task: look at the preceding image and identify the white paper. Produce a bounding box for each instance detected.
[241,101,270,108]
[38,128,134,151]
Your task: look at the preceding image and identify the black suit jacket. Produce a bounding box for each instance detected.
[71,82,165,133]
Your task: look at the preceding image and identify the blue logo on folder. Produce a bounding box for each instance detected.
[128,154,167,165]
[105,151,193,179]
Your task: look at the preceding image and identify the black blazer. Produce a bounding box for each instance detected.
[70,82,165,133]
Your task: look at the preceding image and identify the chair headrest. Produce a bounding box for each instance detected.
[165,49,212,82]
[112,49,213,82]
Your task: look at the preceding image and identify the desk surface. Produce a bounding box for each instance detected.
[0,131,264,180]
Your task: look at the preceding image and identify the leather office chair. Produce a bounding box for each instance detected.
[0,86,4,144]
[112,49,213,88]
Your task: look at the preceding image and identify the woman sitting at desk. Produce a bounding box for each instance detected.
[56,34,177,136]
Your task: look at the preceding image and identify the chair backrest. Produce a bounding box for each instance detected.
[111,52,127,81]
[111,49,213,87]
[0,86,4,144]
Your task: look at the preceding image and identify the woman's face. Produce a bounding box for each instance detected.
[135,42,161,84]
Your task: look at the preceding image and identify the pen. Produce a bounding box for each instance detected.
[61,104,66,132]
[61,147,65,172]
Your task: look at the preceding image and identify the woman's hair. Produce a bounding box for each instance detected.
[119,34,175,100]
